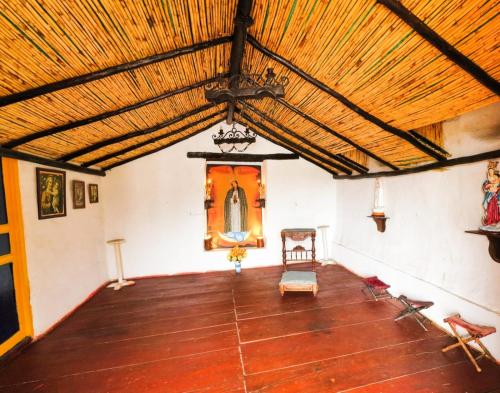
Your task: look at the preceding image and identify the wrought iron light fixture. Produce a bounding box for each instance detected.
[212,123,256,153]
[205,67,288,103]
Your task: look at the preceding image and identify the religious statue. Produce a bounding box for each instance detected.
[480,161,500,231]
[224,180,248,235]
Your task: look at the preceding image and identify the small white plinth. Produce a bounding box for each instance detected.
[107,238,135,291]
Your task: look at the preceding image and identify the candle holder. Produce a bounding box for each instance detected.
[204,234,213,251]
[256,198,266,208]
[256,236,265,248]
[204,199,214,209]
[368,213,389,233]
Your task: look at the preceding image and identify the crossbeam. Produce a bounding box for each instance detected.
[187,152,299,161]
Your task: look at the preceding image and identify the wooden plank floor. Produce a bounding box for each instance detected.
[0,264,499,392]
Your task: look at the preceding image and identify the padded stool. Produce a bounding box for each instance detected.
[279,271,318,296]
[362,276,391,301]
[442,314,496,372]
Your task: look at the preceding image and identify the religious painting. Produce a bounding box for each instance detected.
[480,161,500,232]
[72,180,85,209]
[36,168,66,219]
[206,164,263,249]
[88,184,99,203]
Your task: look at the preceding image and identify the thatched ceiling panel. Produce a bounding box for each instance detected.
[249,0,499,131]
[0,43,230,142]
[0,0,235,95]
[75,105,224,165]
[402,0,500,74]
[99,115,223,169]
[17,88,214,159]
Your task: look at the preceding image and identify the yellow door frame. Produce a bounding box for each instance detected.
[0,158,33,356]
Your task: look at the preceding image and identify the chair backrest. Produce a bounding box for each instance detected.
[281,228,316,271]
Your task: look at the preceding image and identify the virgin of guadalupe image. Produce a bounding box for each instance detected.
[480,161,500,231]
[223,180,248,242]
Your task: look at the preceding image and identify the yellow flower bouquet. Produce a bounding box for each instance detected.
[227,245,247,263]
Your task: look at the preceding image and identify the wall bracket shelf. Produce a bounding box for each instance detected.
[368,215,389,232]
[465,230,500,263]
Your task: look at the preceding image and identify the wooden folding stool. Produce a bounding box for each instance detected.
[442,314,496,372]
[394,295,434,331]
[362,276,391,301]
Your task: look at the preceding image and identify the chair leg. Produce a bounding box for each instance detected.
[476,339,495,361]
[443,324,482,372]
[279,285,285,296]
[414,315,428,332]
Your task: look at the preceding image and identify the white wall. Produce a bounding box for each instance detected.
[333,104,500,358]
[102,123,336,278]
[19,161,107,335]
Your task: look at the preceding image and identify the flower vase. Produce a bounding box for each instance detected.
[235,262,241,273]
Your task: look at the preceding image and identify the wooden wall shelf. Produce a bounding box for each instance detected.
[368,215,389,232]
[465,230,500,263]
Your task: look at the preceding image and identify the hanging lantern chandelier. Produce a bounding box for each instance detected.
[205,67,288,103]
[212,123,256,153]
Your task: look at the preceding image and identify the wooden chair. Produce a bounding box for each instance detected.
[362,276,391,301]
[278,228,318,296]
[442,314,496,372]
[394,295,434,331]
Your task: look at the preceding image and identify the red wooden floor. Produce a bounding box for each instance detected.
[0,264,499,392]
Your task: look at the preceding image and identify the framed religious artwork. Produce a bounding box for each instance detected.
[72,180,85,209]
[36,168,66,219]
[205,164,263,249]
[88,183,99,203]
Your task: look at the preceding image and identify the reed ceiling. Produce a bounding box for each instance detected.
[0,0,498,176]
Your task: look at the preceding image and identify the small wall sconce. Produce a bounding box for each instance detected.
[256,179,266,208]
[204,234,213,251]
[368,178,389,232]
[205,178,214,209]
[257,236,265,248]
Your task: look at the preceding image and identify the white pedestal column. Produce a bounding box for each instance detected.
[317,225,335,265]
[107,238,135,290]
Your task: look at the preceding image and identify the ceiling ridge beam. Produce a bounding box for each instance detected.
[236,116,338,176]
[0,147,105,177]
[247,35,449,162]
[226,0,254,124]
[186,152,299,161]
[3,76,223,149]
[0,36,232,108]
[103,118,225,171]
[243,103,361,174]
[59,103,217,162]
[377,0,500,96]
[237,110,345,175]
[276,98,399,170]
[333,149,500,180]
[82,110,225,167]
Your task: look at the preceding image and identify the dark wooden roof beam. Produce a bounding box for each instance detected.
[103,118,225,171]
[3,77,224,149]
[276,98,399,170]
[243,103,362,174]
[377,0,500,95]
[59,103,217,162]
[226,0,253,124]
[236,116,339,176]
[0,36,232,108]
[187,152,299,161]
[247,35,449,162]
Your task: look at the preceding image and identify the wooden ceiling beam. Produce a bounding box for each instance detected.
[82,110,225,167]
[103,118,225,171]
[3,77,223,149]
[276,98,399,170]
[0,36,232,108]
[334,149,500,180]
[59,103,217,162]
[247,35,449,162]
[226,0,253,124]
[186,152,299,161]
[377,0,500,96]
[237,110,345,175]
[236,116,339,176]
[243,103,363,173]
[0,147,105,177]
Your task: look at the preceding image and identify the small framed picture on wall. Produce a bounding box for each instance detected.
[72,180,85,209]
[88,183,99,203]
[36,168,66,219]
